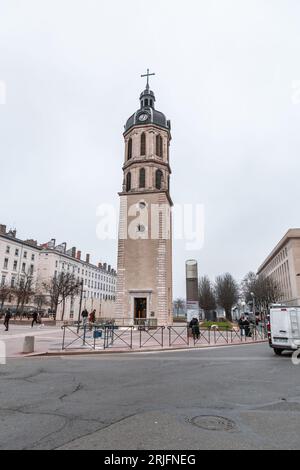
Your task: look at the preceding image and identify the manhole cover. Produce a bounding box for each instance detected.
[190,415,236,431]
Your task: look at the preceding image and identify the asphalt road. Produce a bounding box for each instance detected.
[0,343,299,450]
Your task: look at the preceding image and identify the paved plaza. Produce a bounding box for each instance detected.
[0,324,63,357]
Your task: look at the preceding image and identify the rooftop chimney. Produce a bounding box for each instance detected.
[103,262,107,271]
[25,239,38,247]
[7,229,17,238]
[76,250,81,261]
[0,224,7,235]
[98,263,102,269]
[86,254,90,264]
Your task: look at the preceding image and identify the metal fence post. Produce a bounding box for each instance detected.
[83,324,87,346]
[62,326,66,350]
[103,326,107,350]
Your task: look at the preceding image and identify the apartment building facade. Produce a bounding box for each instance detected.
[0,224,40,291]
[0,224,116,320]
[37,248,117,320]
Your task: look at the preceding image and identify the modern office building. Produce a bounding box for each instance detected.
[257,229,300,306]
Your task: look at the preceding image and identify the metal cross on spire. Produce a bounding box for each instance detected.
[141,68,155,90]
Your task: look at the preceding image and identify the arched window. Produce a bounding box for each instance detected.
[155,170,163,190]
[128,138,132,160]
[156,135,160,156]
[156,135,163,158]
[139,168,146,188]
[140,133,146,156]
[126,172,131,192]
[145,99,149,106]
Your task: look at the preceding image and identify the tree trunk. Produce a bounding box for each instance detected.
[225,309,232,322]
[20,298,25,315]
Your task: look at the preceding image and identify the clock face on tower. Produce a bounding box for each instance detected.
[138,113,149,122]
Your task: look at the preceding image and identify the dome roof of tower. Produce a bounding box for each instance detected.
[125,108,170,133]
[124,86,171,133]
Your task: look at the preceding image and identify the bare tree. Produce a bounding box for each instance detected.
[13,272,35,316]
[43,273,81,320]
[33,287,49,315]
[60,274,81,320]
[198,276,216,319]
[174,298,185,317]
[241,271,257,304]
[241,271,282,317]
[0,284,13,313]
[215,273,239,322]
[43,273,64,316]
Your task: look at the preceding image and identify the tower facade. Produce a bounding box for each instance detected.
[115,75,173,326]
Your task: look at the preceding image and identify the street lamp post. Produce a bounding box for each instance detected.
[251,292,255,316]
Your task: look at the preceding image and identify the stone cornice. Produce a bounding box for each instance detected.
[118,189,173,207]
[123,157,172,174]
[123,123,171,140]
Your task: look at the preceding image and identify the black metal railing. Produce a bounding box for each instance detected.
[168,326,190,346]
[61,323,267,351]
[61,322,104,350]
[103,325,134,350]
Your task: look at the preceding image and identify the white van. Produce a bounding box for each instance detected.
[269,306,300,355]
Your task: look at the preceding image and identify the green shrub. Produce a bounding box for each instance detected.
[200,320,232,330]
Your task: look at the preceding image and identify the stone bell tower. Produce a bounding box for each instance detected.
[115,70,173,326]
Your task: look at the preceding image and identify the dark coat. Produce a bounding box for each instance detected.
[4,310,11,320]
[189,318,200,335]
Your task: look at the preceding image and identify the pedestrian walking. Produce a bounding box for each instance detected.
[238,316,245,337]
[89,309,96,324]
[4,308,12,331]
[189,317,200,340]
[244,317,250,337]
[31,311,39,328]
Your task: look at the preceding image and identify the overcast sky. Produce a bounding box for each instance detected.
[1,0,300,298]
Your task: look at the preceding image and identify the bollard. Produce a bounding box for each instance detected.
[23,336,35,354]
